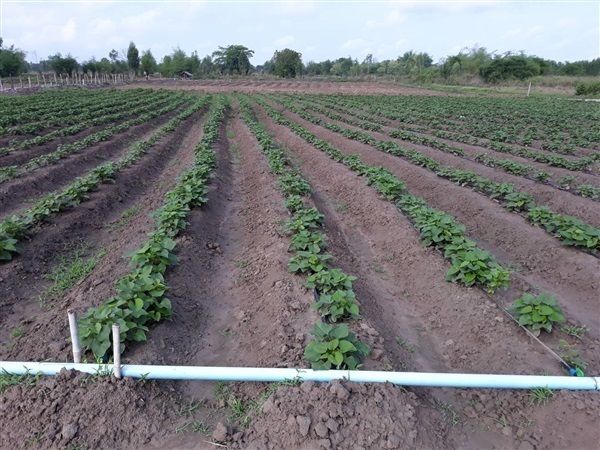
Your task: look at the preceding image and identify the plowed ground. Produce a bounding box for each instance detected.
[1,85,598,450]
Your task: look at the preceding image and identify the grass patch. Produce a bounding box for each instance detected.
[10,326,24,339]
[109,205,142,230]
[0,369,41,394]
[38,244,107,304]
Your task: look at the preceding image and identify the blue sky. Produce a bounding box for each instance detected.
[2,1,599,65]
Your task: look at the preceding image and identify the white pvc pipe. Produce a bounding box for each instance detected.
[67,310,81,364]
[112,324,121,379]
[1,362,598,390]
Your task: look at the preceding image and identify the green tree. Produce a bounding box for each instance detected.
[47,53,79,76]
[159,55,173,77]
[81,57,99,76]
[98,57,112,75]
[0,44,27,87]
[109,49,119,62]
[212,45,254,75]
[140,50,157,77]
[270,48,303,78]
[480,55,541,83]
[199,55,214,76]
[127,41,140,75]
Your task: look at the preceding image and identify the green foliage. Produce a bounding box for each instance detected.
[479,55,541,83]
[504,192,535,212]
[529,387,554,406]
[269,48,303,78]
[305,268,356,294]
[284,208,324,233]
[557,339,588,373]
[527,207,599,252]
[126,237,179,274]
[140,50,157,76]
[289,230,327,253]
[212,45,254,75]
[0,369,40,394]
[77,98,224,358]
[127,41,140,74]
[445,244,510,293]
[304,323,370,370]
[278,172,311,196]
[575,81,600,96]
[313,289,361,322]
[40,244,106,302]
[0,44,26,78]
[285,194,305,212]
[509,292,565,335]
[288,250,332,274]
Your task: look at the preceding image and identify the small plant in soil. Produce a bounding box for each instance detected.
[529,387,554,406]
[533,170,551,183]
[10,326,24,339]
[557,339,588,373]
[305,268,356,293]
[0,369,41,393]
[313,289,362,322]
[559,324,590,340]
[234,259,251,268]
[39,244,106,304]
[438,401,461,426]
[289,230,327,253]
[556,175,577,190]
[284,194,305,213]
[178,398,203,417]
[508,292,565,336]
[288,250,332,273]
[304,322,370,370]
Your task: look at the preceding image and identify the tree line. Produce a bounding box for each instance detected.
[1,38,598,85]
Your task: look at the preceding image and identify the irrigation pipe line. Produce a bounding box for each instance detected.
[1,362,598,390]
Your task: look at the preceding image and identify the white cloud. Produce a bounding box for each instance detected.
[59,19,77,42]
[277,0,316,17]
[365,9,406,30]
[341,39,368,51]
[275,35,295,47]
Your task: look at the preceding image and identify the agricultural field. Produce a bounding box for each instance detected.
[0,83,599,449]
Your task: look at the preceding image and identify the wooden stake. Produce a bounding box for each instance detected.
[527,81,532,97]
[112,323,121,379]
[67,310,82,363]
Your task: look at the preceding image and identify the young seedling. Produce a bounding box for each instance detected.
[529,387,554,406]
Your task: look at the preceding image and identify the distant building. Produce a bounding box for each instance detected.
[179,71,193,80]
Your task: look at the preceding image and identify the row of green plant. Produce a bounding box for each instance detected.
[0,94,192,184]
[0,96,210,263]
[237,95,370,371]
[255,97,590,373]
[0,91,182,155]
[78,96,226,358]
[294,94,600,173]
[0,88,137,127]
[0,88,167,136]
[340,93,600,152]
[269,96,599,254]
[474,153,600,199]
[279,94,466,158]
[255,97,512,293]
[0,89,176,149]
